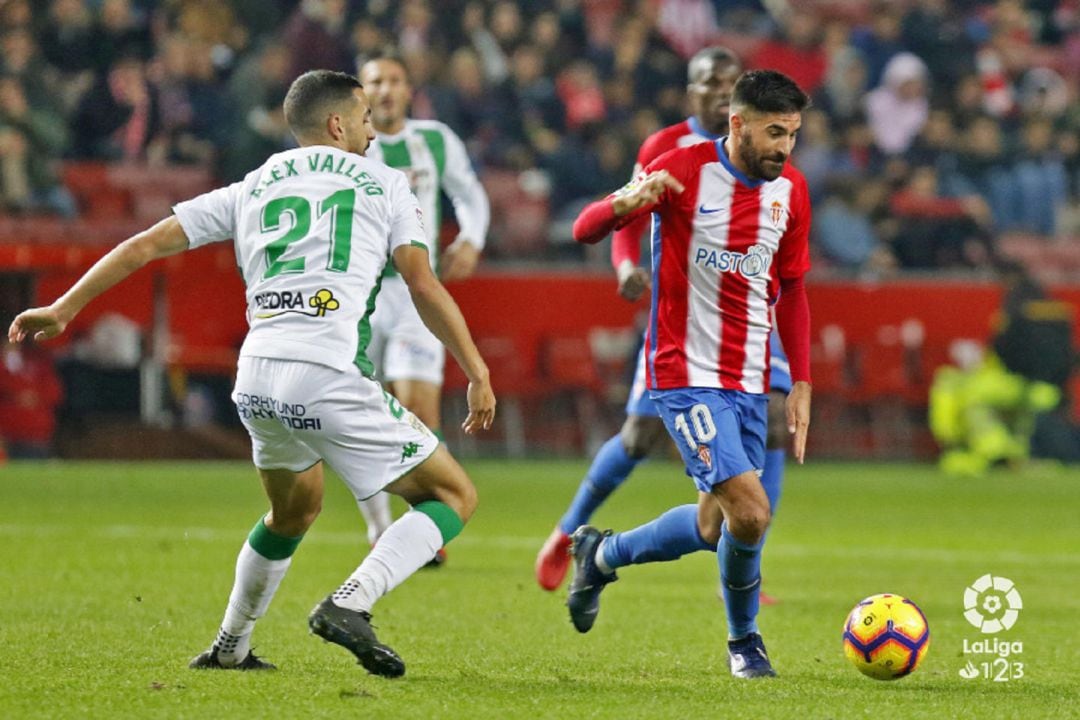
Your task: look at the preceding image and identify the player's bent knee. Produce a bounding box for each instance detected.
[385,446,478,523]
[260,466,324,536]
[728,504,771,544]
[267,501,321,537]
[452,477,479,521]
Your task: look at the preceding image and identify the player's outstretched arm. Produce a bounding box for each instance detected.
[572,170,685,246]
[8,216,190,343]
[393,243,495,434]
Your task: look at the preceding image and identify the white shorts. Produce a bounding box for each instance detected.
[368,276,445,385]
[233,356,437,500]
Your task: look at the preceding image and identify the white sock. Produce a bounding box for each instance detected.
[214,541,292,666]
[595,538,615,575]
[358,493,394,546]
[332,510,442,613]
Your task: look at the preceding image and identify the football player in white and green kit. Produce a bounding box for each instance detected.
[355,54,491,559]
[7,70,496,678]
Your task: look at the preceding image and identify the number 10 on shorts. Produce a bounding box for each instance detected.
[674,404,717,448]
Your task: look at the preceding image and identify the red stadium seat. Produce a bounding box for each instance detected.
[481,170,550,258]
[61,162,132,220]
[439,336,536,456]
[539,334,608,455]
[541,335,603,392]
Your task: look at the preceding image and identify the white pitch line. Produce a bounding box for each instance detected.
[0,523,1076,565]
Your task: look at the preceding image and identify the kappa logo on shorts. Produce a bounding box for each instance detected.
[254,288,341,319]
[401,442,422,462]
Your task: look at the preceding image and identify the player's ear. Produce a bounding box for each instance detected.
[327,112,345,141]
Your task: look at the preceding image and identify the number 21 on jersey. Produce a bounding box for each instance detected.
[261,189,356,279]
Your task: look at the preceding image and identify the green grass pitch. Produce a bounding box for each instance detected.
[1,459,1077,719]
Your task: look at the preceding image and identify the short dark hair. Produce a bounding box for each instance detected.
[283,70,363,138]
[731,70,811,115]
[687,46,740,84]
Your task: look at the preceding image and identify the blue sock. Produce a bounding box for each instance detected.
[719,523,763,639]
[761,449,785,517]
[601,504,715,569]
[558,435,641,535]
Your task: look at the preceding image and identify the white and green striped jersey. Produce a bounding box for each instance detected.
[365,119,489,274]
[173,144,427,375]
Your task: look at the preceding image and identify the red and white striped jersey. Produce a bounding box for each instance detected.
[636,140,811,393]
[612,117,721,269]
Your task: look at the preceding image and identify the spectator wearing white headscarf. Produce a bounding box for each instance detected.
[865,52,929,156]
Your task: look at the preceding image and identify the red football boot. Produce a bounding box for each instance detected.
[535,528,572,591]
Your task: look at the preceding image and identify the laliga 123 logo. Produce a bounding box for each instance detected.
[964,574,1022,633]
[958,574,1025,682]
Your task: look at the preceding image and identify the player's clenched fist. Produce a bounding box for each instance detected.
[611,170,685,217]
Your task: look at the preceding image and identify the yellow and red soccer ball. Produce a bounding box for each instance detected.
[843,593,930,680]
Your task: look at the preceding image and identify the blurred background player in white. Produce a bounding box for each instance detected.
[357,53,491,563]
[8,70,496,678]
[536,48,792,605]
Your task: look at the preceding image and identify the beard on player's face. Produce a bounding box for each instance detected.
[738,126,787,181]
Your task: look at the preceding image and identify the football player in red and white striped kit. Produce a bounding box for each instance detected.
[536,49,797,606]
[564,70,812,679]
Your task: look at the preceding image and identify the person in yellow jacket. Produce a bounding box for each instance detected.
[930,351,1060,477]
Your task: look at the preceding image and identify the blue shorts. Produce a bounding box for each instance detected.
[627,329,790,416]
[650,387,767,492]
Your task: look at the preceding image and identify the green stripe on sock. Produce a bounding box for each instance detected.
[414,501,464,545]
[247,517,303,560]
[433,428,444,442]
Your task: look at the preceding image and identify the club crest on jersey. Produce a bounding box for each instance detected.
[693,244,772,279]
[254,288,341,319]
[696,444,712,469]
[770,201,786,227]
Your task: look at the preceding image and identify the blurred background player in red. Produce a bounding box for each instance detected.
[536,48,793,607]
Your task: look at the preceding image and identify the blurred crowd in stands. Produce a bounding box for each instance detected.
[2,0,1080,276]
